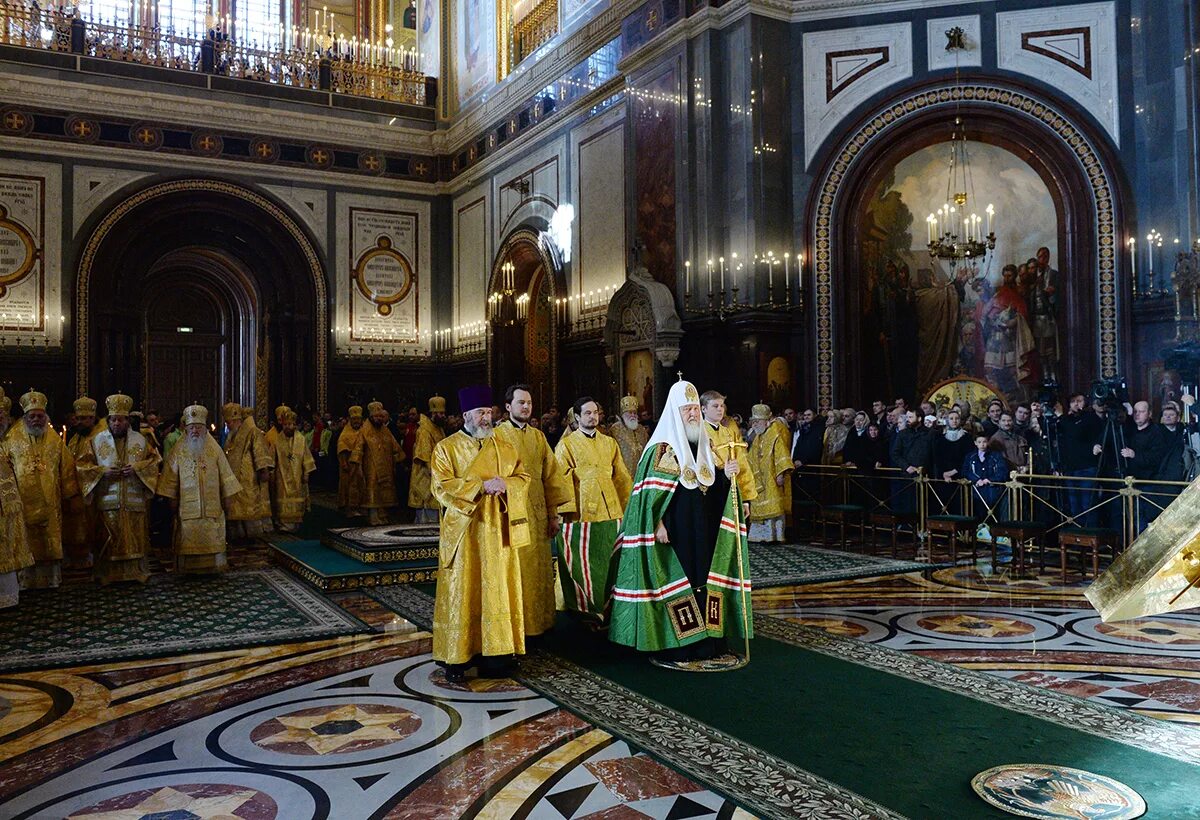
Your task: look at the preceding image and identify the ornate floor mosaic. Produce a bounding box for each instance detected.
[748,542,942,587]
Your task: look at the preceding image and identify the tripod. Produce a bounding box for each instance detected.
[1093,407,1128,530]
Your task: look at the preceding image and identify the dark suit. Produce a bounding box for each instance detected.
[961,449,1009,512]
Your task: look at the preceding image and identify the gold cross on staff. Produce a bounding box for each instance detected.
[714,439,747,462]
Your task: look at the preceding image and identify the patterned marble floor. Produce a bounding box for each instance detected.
[755,563,1200,724]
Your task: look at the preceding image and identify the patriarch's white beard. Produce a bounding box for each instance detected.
[683,420,702,444]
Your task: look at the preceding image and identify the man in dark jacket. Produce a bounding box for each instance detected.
[962,434,1010,512]
[1120,401,1171,531]
[1059,392,1103,526]
[933,411,975,513]
[791,408,825,507]
[891,411,931,513]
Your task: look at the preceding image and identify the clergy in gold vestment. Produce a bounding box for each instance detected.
[8,390,79,588]
[745,405,793,543]
[609,395,650,478]
[337,406,367,516]
[408,396,447,524]
[553,397,633,618]
[76,394,160,584]
[156,405,241,574]
[222,403,274,539]
[352,401,405,525]
[270,409,316,532]
[431,385,532,681]
[701,391,758,504]
[494,384,573,638]
[64,396,105,569]
[263,404,289,450]
[0,389,33,608]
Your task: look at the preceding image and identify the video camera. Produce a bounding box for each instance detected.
[1036,379,1059,408]
[1090,376,1128,410]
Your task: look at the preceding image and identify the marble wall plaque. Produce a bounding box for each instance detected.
[0,160,62,345]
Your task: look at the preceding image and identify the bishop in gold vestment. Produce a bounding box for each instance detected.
[0,389,33,608]
[408,396,447,524]
[745,405,793,543]
[270,410,316,531]
[222,403,274,539]
[337,406,367,516]
[9,390,79,588]
[495,385,572,637]
[76,394,160,584]
[554,398,633,618]
[157,405,241,574]
[64,396,105,569]
[353,401,405,525]
[609,395,649,478]
[431,386,532,680]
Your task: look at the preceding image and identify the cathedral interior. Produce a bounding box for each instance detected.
[2,0,1200,817]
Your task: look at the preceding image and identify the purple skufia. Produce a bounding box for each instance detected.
[458,384,493,414]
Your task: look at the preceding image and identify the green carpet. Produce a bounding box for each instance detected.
[750,542,942,587]
[537,624,1200,819]
[0,569,366,672]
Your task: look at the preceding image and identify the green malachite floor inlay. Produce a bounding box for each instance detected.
[749,542,943,587]
[0,569,366,673]
[368,585,1200,819]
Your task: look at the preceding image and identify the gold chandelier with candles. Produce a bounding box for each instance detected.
[926,27,996,263]
[488,261,529,326]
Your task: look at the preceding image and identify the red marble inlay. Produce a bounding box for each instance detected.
[577,806,653,820]
[1008,672,1109,700]
[70,782,277,818]
[584,755,702,802]
[1124,679,1200,711]
[429,668,524,693]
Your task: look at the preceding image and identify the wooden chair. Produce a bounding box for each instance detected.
[925,514,979,563]
[1058,527,1121,584]
[989,520,1049,576]
[822,504,866,551]
[868,510,919,557]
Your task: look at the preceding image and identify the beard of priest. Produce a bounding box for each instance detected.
[609,379,754,666]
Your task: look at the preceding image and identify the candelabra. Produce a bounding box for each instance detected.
[682,252,804,320]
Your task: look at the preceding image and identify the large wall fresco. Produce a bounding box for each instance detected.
[860,140,1060,406]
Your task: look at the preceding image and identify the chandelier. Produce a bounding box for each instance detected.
[926,27,996,263]
[487,261,528,327]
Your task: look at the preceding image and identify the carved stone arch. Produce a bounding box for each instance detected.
[806,80,1127,409]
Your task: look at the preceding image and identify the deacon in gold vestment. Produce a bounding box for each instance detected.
[431,385,532,681]
[701,390,757,504]
[270,409,316,531]
[554,397,633,618]
[64,396,105,569]
[156,405,241,574]
[352,401,406,525]
[222,403,274,539]
[76,394,160,584]
[494,384,572,637]
[337,406,367,516]
[8,390,79,588]
[408,396,447,524]
[609,395,650,478]
[0,389,33,608]
[745,404,793,543]
[263,404,289,450]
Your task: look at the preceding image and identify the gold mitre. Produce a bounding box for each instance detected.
[751,403,772,420]
[274,404,291,421]
[280,408,298,423]
[620,395,639,414]
[1086,476,1200,621]
[105,393,134,417]
[348,405,364,419]
[19,389,47,413]
[222,402,243,423]
[367,400,384,414]
[73,396,97,415]
[182,404,208,426]
[428,395,446,413]
[241,405,255,420]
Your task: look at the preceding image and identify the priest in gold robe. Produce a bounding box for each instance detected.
[76,393,160,584]
[0,388,33,608]
[264,404,289,449]
[222,403,274,539]
[353,401,406,525]
[701,390,757,503]
[494,384,572,638]
[609,395,649,478]
[64,396,104,569]
[156,405,241,574]
[431,385,532,682]
[408,395,447,523]
[270,408,316,531]
[745,404,793,542]
[337,405,367,516]
[9,390,79,588]
[554,396,633,619]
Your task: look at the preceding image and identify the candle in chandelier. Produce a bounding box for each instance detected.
[1129,238,1137,285]
[784,252,790,293]
[768,256,773,289]
[707,259,714,292]
[1147,232,1155,281]
[719,257,725,291]
[685,260,691,294]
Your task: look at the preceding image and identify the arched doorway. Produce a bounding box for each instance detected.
[487,228,564,409]
[806,81,1127,409]
[77,179,327,416]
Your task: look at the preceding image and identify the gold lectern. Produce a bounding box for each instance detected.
[1085,476,1200,622]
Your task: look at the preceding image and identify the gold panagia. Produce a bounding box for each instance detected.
[554,430,632,521]
[747,419,793,520]
[156,435,241,572]
[430,430,532,665]
[270,431,315,524]
[494,420,573,636]
[408,414,445,511]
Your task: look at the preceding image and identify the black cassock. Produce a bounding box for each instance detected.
[659,443,732,661]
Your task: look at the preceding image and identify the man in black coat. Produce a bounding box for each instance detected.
[932,410,975,513]
[1120,401,1171,531]
[1059,392,1104,526]
[891,411,931,513]
[791,408,825,507]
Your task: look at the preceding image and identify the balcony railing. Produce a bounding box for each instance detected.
[0,2,433,107]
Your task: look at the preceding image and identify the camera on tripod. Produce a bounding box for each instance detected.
[1037,379,1060,407]
[1090,376,1128,411]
